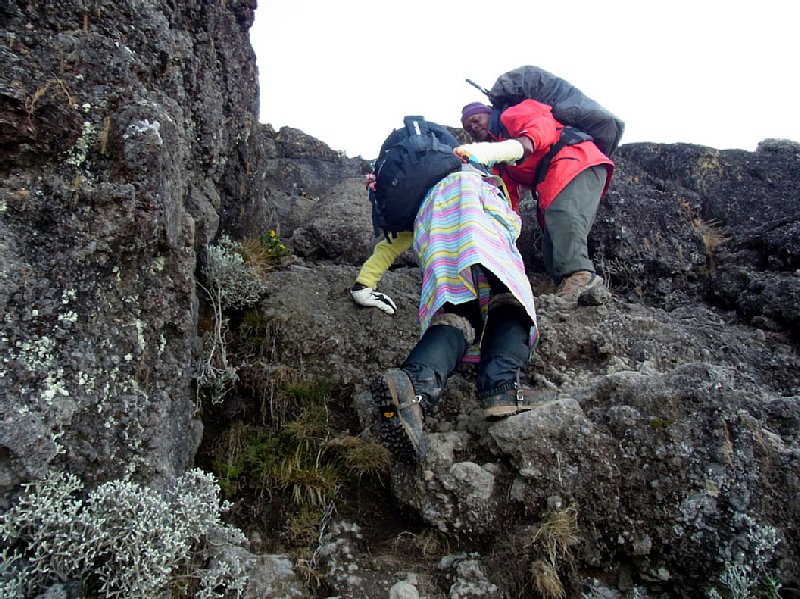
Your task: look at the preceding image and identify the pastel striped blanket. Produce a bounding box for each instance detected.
[413,170,538,361]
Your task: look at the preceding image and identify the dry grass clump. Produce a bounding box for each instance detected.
[519,503,580,599]
[324,435,391,481]
[393,528,451,560]
[531,559,565,599]
[239,231,291,276]
[531,503,579,565]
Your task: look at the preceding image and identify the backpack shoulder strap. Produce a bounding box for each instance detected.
[532,126,591,189]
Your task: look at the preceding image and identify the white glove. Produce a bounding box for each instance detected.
[454,139,525,165]
[350,284,397,315]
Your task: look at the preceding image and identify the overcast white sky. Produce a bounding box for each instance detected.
[250,0,799,159]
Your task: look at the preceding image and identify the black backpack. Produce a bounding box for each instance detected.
[371,116,462,240]
[469,65,625,157]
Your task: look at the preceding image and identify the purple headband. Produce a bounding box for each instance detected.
[461,102,492,122]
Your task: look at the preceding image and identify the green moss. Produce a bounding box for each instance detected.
[648,417,673,429]
[284,378,335,406]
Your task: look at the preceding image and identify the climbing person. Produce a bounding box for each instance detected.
[350,116,553,463]
[457,68,617,302]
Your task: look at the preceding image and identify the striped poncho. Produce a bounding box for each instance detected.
[413,169,538,361]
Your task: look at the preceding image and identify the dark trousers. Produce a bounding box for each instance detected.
[401,267,532,407]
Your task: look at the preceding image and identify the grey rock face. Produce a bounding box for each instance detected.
[0,0,263,491]
[2,1,799,597]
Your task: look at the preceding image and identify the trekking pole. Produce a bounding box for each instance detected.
[466,78,490,97]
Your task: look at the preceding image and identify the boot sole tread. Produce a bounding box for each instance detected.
[371,375,423,464]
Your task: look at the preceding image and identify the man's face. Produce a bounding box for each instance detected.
[462,112,490,141]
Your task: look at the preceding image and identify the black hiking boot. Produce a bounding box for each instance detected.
[481,377,557,420]
[371,368,426,463]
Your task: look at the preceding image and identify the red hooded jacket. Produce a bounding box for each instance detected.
[491,99,613,222]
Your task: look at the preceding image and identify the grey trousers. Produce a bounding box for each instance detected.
[541,165,606,281]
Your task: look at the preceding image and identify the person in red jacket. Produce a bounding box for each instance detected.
[457,99,613,301]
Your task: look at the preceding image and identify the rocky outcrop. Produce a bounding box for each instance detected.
[0,0,268,493]
[255,140,800,596]
[2,0,800,597]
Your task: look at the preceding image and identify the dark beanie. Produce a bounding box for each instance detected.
[461,102,492,123]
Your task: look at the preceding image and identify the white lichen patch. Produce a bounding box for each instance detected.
[135,319,146,352]
[77,371,93,388]
[42,368,70,401]
[123,119,163,145]
[16,335,56,371]
[58,311,78,324]
[65,121,96,167]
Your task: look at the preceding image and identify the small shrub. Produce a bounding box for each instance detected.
[707,515,782,599]
[202,236,265,311]
[0,469,248,598]
[197,235,266,405]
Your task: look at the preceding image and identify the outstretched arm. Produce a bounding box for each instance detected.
[454,138,528,166]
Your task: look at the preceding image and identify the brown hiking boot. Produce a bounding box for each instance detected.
[371,369,426,463]
[555,270,604,303]
[481,382,557,420]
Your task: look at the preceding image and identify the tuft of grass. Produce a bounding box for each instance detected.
[324,436,391,482]
[211,423,280,498]
[284,406,331,451]
[294,560,324,593]
[207,378,349,542]
[393,528,451,560]
[691,217,727,249]
[531,559,565,599]
[239,309,269,355]
[276,452,338,507]
[531,503,579,566]
[284,378,335,405]
[283,505,326,548]
[412,528,451,559]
